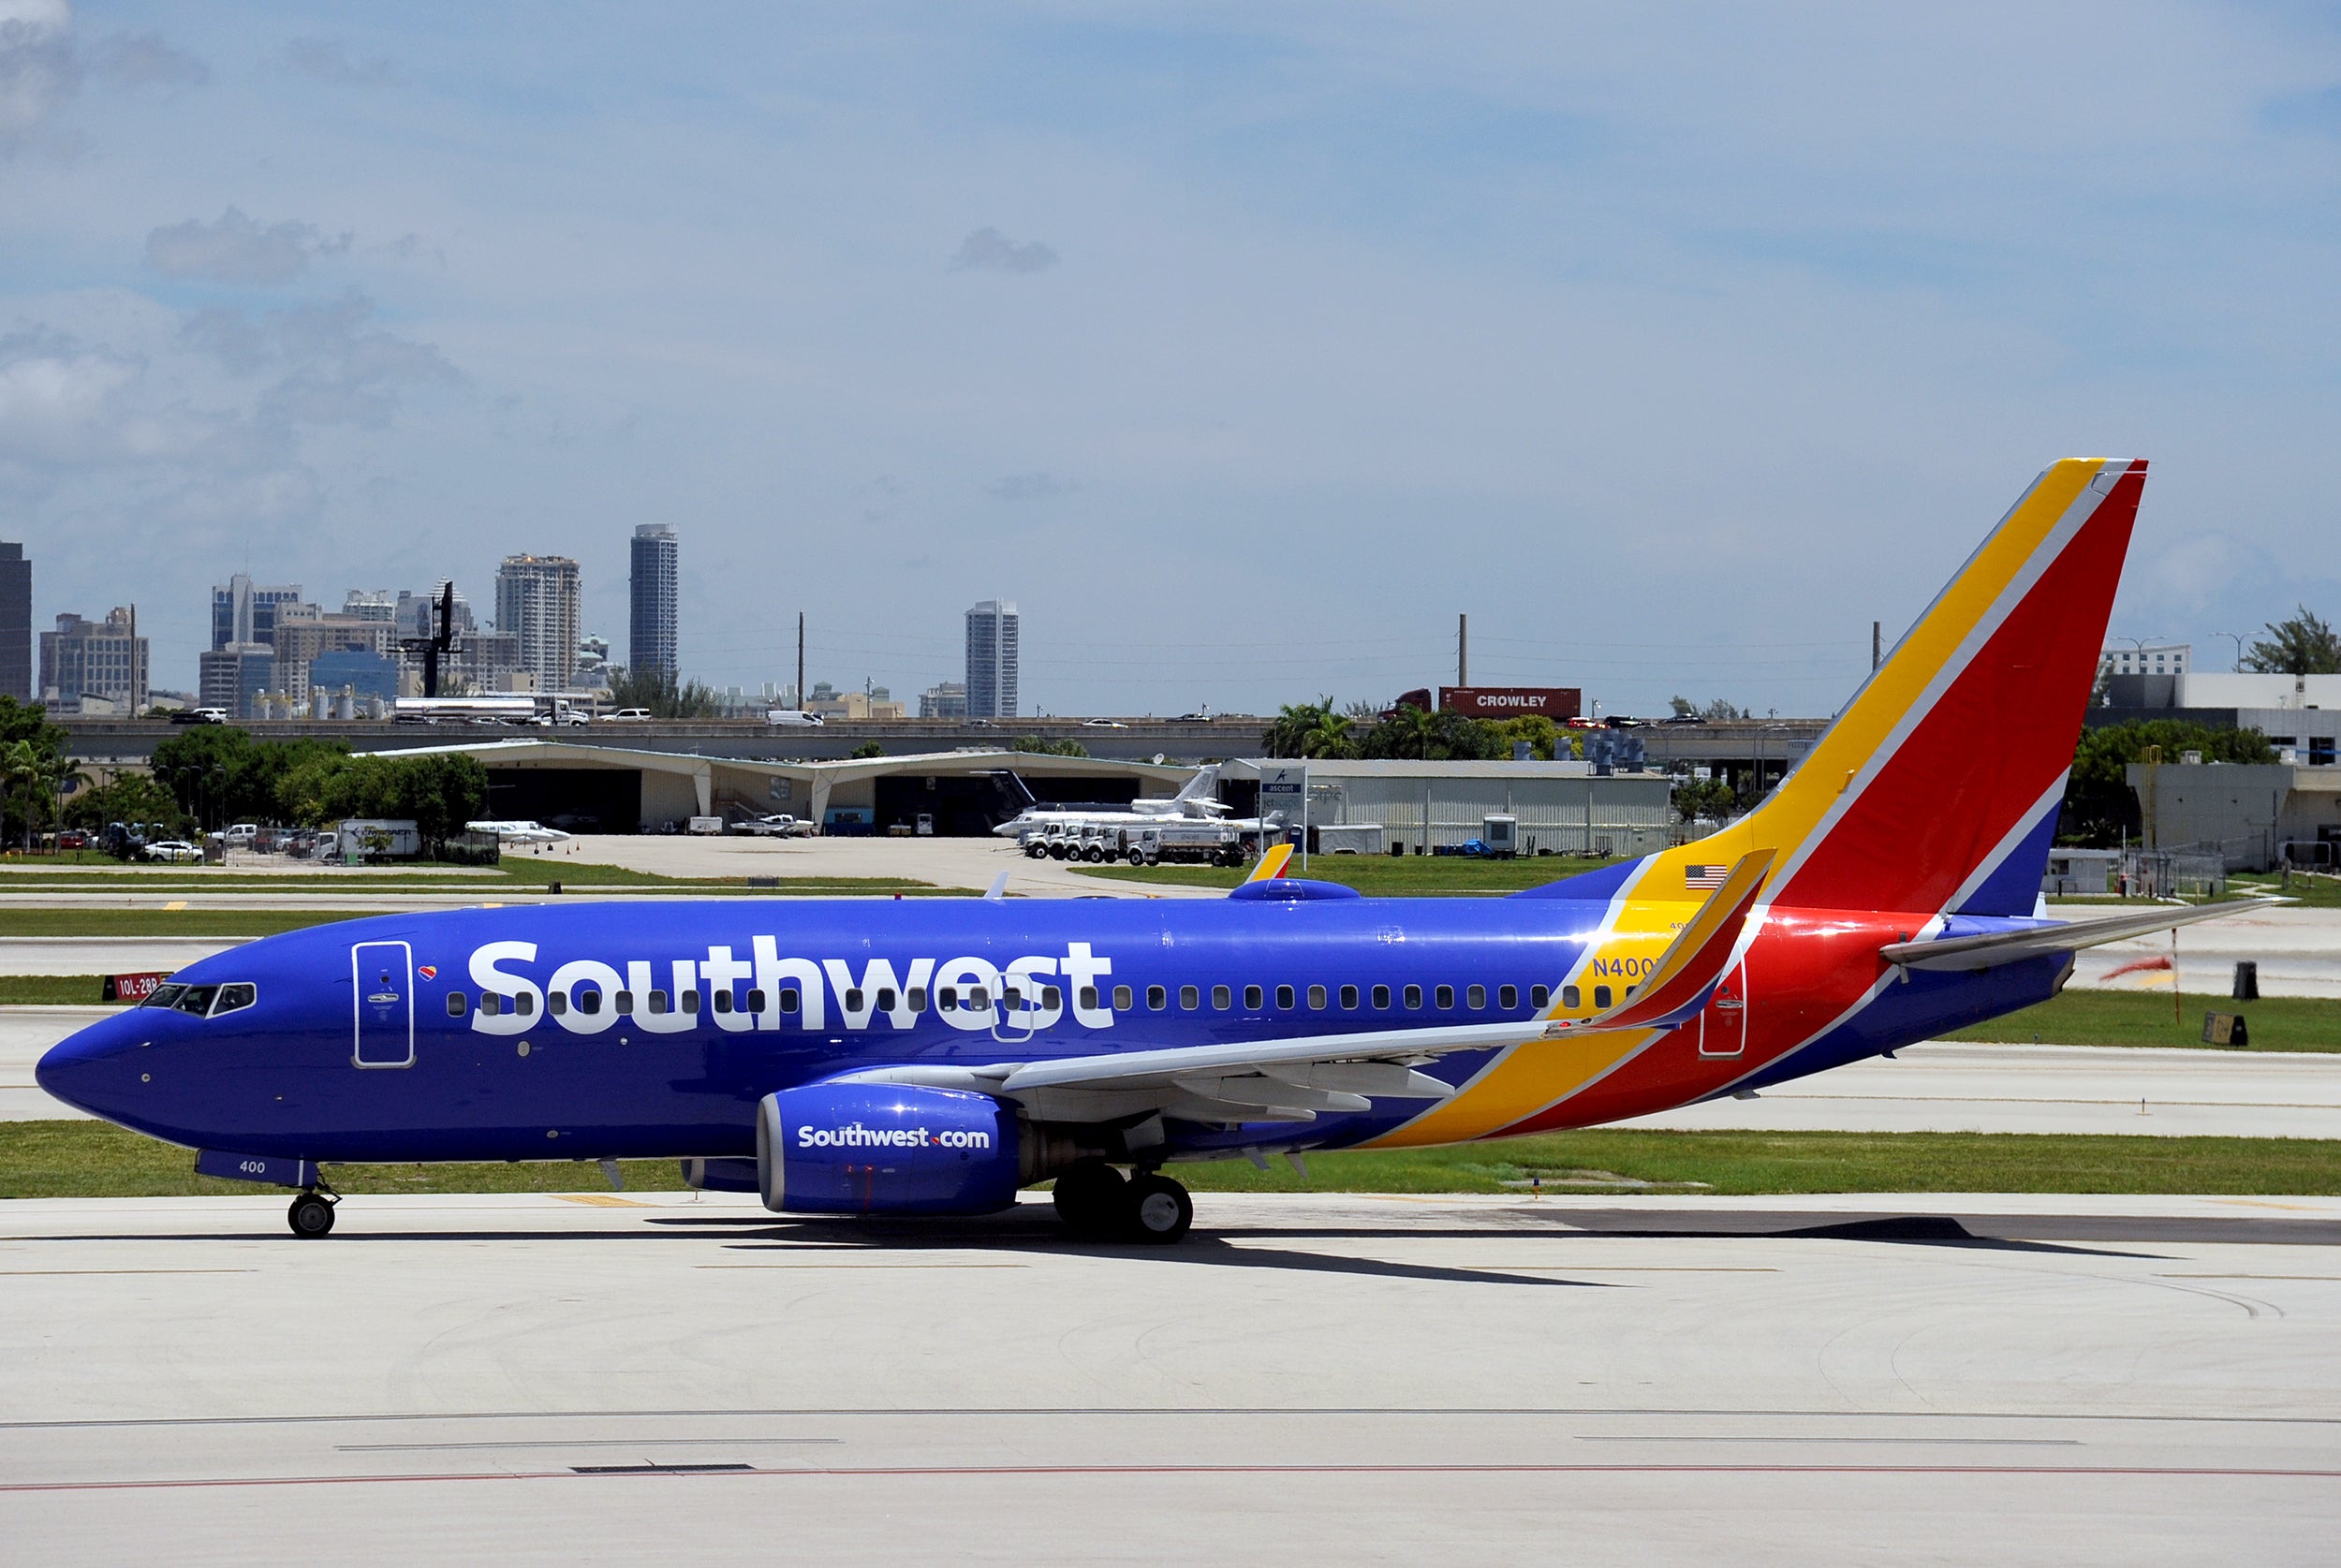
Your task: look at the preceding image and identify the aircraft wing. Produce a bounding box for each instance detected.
[1879,898,2276,972]
[838,851,1772,1125]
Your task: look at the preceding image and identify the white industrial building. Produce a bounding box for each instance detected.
[2127,761,2341,871]
[1217,758,1675,858]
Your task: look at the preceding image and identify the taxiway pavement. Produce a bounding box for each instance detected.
[0,1190,2334,1564]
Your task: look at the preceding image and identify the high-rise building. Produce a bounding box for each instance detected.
[919,681,968,720]
[628,524,679,679]
[199,645,275,720]
[964,599,1019,720]
[0,543,29,701]
[339,590,398,623]
[210,575,304,652]
[271,613,397,708]
[39,607,148,713]
[495,554,582,692]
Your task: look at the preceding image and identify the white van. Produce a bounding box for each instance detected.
[765,710,824,727]
[686,816,726,835]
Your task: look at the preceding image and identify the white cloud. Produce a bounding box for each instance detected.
[277,37,398,87]
[146,208,351,286]
[0,0,75,154]
[950,227,1059,273]
[89,30,206,88]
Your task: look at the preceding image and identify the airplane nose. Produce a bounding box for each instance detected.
[36,1012,146,1119]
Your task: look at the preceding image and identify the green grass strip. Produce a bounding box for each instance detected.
[0,976,122,1005]
[1945,989,2341,1052]
[0,909,358,937]
[4,1121,2335,1200]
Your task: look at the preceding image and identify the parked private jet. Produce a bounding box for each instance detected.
[40,460,2258,1241]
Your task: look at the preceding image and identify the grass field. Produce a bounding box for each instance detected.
[1076,854,1610,896]
[5,1121,2335,1200]
[0,975,125,1005]
[1946,989,2341,1051]
[0,908,358,937]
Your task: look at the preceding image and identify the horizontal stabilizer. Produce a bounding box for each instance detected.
[1542,850,1774,1035]
[1880,899,2275,972]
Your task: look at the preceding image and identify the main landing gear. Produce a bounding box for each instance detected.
[287,1187,338,1238]
[1052,1160,1193,1243]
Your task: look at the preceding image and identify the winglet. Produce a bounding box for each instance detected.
[1548,850,1774,1034]
[982,871,1010,901]
[1244,843,1295,884]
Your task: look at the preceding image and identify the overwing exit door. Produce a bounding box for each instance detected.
[1697,960,1747,1059]
[352,940,415,1068]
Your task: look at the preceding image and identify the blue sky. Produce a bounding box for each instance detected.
[4,1,2337,715]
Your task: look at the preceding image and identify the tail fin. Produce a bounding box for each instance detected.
[1174,766,1219,804]
[1691,458,2146,917]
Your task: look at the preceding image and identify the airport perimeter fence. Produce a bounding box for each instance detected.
[2122,843,2231,901]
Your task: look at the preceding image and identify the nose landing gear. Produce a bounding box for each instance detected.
[287,1187,338,1237]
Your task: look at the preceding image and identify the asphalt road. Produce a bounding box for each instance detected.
[0,1190,2333,1564]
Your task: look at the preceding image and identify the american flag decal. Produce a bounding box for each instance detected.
[1684,865,1728,890]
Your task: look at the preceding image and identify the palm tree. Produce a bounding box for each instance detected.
[1301,709,1357,759]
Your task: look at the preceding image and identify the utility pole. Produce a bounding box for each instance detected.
[1872,621,1881,671]
[1457,613,1468,687]
[796,612,805,711]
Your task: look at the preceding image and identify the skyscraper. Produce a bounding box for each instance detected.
[0,543,29,701]
[628,523,678,678]
[39,608,148,713]
[210,574,304,652]
[964,599,1019,720]
[494,554,582,692]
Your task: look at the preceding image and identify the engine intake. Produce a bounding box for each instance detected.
[756,1082,1021,1215]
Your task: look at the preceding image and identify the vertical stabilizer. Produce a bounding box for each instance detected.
[1689,459,2146,917]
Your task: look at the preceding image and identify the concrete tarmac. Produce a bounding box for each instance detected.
[0,1190,2334,1564]
[2064,902,2341,999]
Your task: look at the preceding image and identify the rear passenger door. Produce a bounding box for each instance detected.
[352,941,415,1068]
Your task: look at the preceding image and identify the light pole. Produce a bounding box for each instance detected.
[2214,632,2250,672]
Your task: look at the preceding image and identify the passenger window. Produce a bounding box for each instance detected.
[1530,985,1550,1009]
[446,991,467,1018]
[1435,985,1453,1009]
[173,985,218,1016]
[1003,983,1023,1010]
[1466,985,1486,1010]
[937,988,957,1012]
[1112,985,1132,1010]
[1371,985,1391,1009]
[874,988,895,1013]
[549,991,569,1017]
[1340,984,1359,1009]
[680,989,700,1015]
[516,992,535,1017]
[1043,985,1061,1009]
[1594,985,1612,1009]
[1212,985,1231,1010]
[1308,985,1326,1009]
[780,987,801,1013]
[905,988,923,1012]
[1180,985,1200,1010]
[968,988,990,1010]
[1625,985,1637,1000]
[749,989,769,1013]
[1499,984,1518,1009]
[846,988,864,1013]
[1244,985,1263,1011]
[1080,986,1099,1011]
[1147,985,1167,1011]
[580,989,602,1016]
[1276,985,1295,1010]
[212,983,258,1017]
[714,989,735,1014]
[1403,984,1423,1009]
[649,989,670,1014]
[615,991,635,1015]
[480,992,502,1018]
[1562,985,1581,1009]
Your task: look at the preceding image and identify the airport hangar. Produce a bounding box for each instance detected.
[358,739,1679,850]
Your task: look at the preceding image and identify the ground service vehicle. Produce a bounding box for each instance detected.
[766,710,824,727]
[40,461,2265,1245]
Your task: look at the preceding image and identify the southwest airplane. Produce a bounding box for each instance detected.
[39,460,2254,1241]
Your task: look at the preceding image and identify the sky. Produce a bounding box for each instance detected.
[3,1,2338,718]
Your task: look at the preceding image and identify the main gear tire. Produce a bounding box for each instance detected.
[1052,1161,1127,1237]
[1123,1174,1193,1244]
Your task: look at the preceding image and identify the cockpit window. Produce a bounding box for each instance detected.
[142,983,186,1009]
[211,983,258,1017]
[171,985,219,1016]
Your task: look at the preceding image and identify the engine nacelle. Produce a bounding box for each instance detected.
[679,1157,760,1193]
[756,1082,1020,1215]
